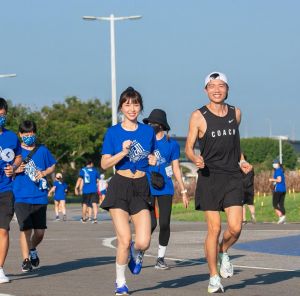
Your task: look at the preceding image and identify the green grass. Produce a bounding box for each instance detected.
[171,193,300,222]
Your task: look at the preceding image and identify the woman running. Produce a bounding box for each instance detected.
[143,109,189,269]
[269,159,286,224]
[48,173,68,221]
[100,87,156,295]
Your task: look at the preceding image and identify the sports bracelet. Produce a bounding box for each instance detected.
[12,164,17,172]
[181,189,187,194]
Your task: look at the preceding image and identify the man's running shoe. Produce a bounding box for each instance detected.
[115,283,129,295]
[55,215,60,221]
[0,268,10,283]
[29,248,40,267]
[128,241,144,275]
[155,257,169,270]
[22,258,33,272]
[92,218,98,224]
[219,253,233,278]
[208,275,224,293]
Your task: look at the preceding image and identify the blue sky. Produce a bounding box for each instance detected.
[1,0,300,139]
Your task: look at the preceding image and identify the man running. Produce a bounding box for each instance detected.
[185,72,251,293]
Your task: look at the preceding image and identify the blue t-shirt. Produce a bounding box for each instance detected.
[148,136,180,196]
[13,145,56,204]
[101,122,156,173]
[274,167,286,192]
[0,128,22,193]
[79,167,99,194]
[53,181,68,200]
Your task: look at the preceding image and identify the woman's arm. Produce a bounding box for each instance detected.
[172,159,189,208]
[101,140,132,170]
[269,176,282,183]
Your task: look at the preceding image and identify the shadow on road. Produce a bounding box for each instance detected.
[10,256,115,280]
[226,270,300,291]
[131,273,208,294]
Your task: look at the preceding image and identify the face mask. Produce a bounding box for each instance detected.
[0,115,7,127]
[22,135,37,146]
[272,163,279,169]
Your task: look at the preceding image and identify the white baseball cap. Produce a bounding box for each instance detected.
[205,72,228,87]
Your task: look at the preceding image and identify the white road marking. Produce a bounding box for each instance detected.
[102,236,298,272]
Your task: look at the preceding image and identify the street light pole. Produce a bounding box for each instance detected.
[110,15,117,125]
[82,14,142,126]
[0,74,16,78]
[273,135,288,164]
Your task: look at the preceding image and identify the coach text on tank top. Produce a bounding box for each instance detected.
[198,104,241,174]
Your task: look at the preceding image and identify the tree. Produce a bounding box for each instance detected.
[241,138,297,171]
[6,97,112,191]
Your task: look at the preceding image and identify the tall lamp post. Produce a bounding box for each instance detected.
[82,14,142,126]
[278,135,288,164]
[273,135,288,164]
[0,74,16,78]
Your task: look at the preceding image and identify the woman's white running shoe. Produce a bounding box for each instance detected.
[208,275,224,293]
[0,268,10,283]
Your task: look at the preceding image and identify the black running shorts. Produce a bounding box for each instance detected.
[243,190,254,205]
[100,173,152,215]
[82,193,99,205]
[195,169,243,211]
[15,203,47,231]
[0,191,14,230]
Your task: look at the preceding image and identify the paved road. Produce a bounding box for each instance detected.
[1,205,299,296]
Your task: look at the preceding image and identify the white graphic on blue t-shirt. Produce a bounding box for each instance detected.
[154,149,166,166]
[127,140,150,163]
[0,147,15,163]
[25,159,48,189]
[83,168,91,184]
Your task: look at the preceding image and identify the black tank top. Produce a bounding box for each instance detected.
[198,104,241,174]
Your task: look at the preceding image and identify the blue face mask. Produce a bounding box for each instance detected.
[22,135,37,146]
[0,115,7,127]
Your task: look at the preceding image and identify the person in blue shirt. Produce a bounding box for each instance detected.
[0,97,22,283]
[101,87,156,296]
[48,172,68,221]
[13,120,56,272]
[77,160,100,223]
[269,159,286,224]
[143,109,189,270]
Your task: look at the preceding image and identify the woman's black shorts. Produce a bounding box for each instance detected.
[100,173,152,215]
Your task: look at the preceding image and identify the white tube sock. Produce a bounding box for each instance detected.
[158,245,167,258]
[116,263,126,287]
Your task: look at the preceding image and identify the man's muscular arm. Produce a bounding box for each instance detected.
[235,107,242,126]
[185,110,206,169]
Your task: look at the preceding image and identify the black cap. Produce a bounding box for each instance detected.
[143,109,170,131]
